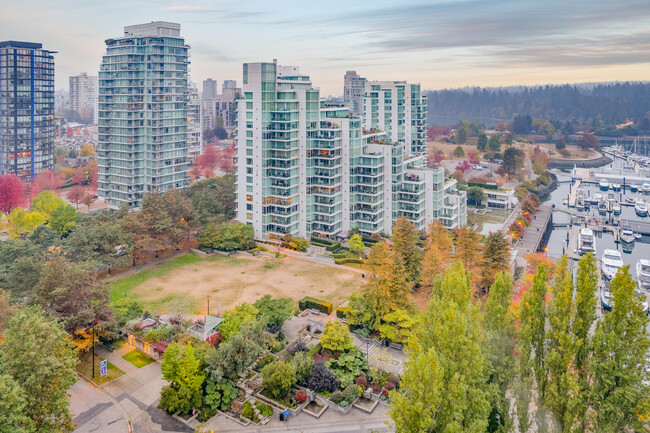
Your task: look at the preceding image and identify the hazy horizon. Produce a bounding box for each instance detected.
[3,0,650,95]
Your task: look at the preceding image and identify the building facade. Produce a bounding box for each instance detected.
[343,70,366,116]
[187,85,202,158]
[362,80,427,155]
[97,22,190,209]
[69,72,98,123]
[202,78,217,100]
[235,61,466,240]
[0,41,56,180]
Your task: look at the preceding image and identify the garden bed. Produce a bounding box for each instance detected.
[302,396,328,418]
[353,395,379,413]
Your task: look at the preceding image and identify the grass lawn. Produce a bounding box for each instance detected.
[122,349,155,368]
[77,355,125,385]
[110,253,203,302]
[109,252,363,315]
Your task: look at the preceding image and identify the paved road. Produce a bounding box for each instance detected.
[70,378,129,433]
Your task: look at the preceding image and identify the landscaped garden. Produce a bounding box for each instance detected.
[76,354,125,385]
[122,349,155,368]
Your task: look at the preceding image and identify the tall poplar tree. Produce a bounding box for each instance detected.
[390,262,493,432]
[391,216,422,284]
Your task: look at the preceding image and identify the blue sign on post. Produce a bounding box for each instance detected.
[100,360,107,378]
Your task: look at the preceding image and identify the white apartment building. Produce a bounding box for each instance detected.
[187,86,203,158]
[362,80,427,155]
[69,72,98,123]
[235,61,466,240]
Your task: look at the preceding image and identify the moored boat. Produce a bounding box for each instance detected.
[578,228,596,256]
[620,229,635,243]
[601,249,624,280]
[643,183,650,194]
[631,184,639,192]
[637,260,650,290]
[613,204,621,215]
[599,179,609,190]
[636,200,648,217]
[613,183,621,191]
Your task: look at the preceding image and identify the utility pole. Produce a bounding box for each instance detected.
[207,295,210,316]
[92,324,95,379]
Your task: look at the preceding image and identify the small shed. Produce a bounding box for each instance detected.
[188,315,223,341]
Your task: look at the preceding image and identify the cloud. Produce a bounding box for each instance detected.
[163,2,220,13]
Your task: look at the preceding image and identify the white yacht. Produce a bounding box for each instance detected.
[599,179,609,190]
[637,260,650,290]
[631,184,639,193]
[613,183,621,191]
[620,229,635,243]
[601,249,624,280]
[636,200,648,217]
[643,183,650,194]
[613,204,621,215]
[578,228,596,255]
[601,284,650,314]
[626,196,636,204]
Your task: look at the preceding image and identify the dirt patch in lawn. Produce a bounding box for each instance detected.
[114,254,363,315]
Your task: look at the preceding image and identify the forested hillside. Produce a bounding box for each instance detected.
[426,82,650,127]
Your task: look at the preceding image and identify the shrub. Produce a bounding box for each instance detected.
[291,352,315,384]
[344,384,361,402]
[384,381,395,391]
[388,374,400,386]
[261,361,297,399]
[307,362,340,393]
[355,376,368,389]
[331,390,346,405]
[306,343,321,358]
[288,341,308,356]
[295,389,308,404]
[255,401,273,417]
[255,354,275,371]
[241,400,254,420]
[321,321,353,352]
[334,258,363,265]
[298,297,333,314]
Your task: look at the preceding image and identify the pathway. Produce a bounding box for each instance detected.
[515,204,553,259]
[70,378,130,433]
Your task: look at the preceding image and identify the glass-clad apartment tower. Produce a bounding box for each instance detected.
[0,41,55,180]
[98,22,190,209]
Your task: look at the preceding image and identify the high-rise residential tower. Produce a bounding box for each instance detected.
[236,61,466,240]
[0,41,55,180]
[187,85,203,158]
[98,22,190,209]
[362,80,427,154]
[69,72,98,123]
[343,70,366,116]
[202,78,217,99]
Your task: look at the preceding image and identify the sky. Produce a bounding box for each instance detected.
[2,0,650,95]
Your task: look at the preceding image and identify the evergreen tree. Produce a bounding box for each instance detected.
[588,266,650,431]
[480,231,511,291]
[477,132,488,151]
[391,262,493,432]
[488,134,501,152]
[391,216,422,284]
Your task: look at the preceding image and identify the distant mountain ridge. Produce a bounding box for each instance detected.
[424,82,650,127]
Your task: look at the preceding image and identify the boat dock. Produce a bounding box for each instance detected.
[568,180,581,207]
[515,204,553,260]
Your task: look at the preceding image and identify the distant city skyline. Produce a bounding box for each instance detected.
[3,0,650,94]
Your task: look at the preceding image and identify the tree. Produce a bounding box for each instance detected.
[35,255,114,333]
[477,132,488,151]
[453,145,465,157]
[378,309,417,344]
[290,352,314,384]
[362,243,413,329]
[31,171,62,196]
[113,297,144,326]
[454,226,483,286]
[576,132,600,150]
[219,303,259,341]
[307,362,340,393]
[480,231,511,290]
[197,222,254,251]
[184,175,236,225]
[390,262,493,432]
[484,272,516,433]
[348,234,365,255]
[500,146,523,175]
[253,295,293,327]
[524,263,549,397]
[0,306,78,432]
[195,145,218,172]
[0,373,33,433]
[159,342,206,415]
[391,216,422,284]
[555,137,566,150]
[206,321,265,381]
[79,142,96,156]
[513,114,532,135]
[31,190,64,219]
[488,134,501,152]
[421,222,452,287]
[4,207,46,238]
[49,204,78,236]
[67,185,86,209]
[320,320,353,352]
[63,221,132,269]
[589,266,650,431]
[261,360,297,399]
[467,186,486,206]
[455,128,468,145]
[0,174,26,213]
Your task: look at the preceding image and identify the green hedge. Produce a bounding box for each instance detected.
[336,307,346,319]
[335,258,364,265]
[326,242,341,253]
[299,297,333,314]
[468,181,498,190]
[331,253,346,259]
[310,237,335,246]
